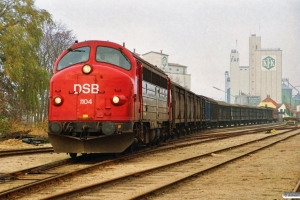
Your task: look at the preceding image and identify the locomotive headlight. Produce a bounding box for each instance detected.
[53,96,63,106]
[112,96,120,104]
[82,64,92,74]
[111,95,126,106]
[54,97,62,104]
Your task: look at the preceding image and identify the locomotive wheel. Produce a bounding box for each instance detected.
[69,153,77,158]
[127,142,137,153]
[114,153,121,158]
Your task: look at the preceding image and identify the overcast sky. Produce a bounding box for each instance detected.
[34,0,300,100]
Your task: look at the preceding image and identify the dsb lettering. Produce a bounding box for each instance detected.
[74,84,99,94]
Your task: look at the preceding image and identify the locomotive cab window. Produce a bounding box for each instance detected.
[96,46,131,70]
[57,46,90,70]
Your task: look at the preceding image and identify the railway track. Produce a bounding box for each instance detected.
[0,124,297,199]
[0,123,281,159]
[167,123,286,146]
[0,147,53,157]
[42,128,300,200]
[205,122,283,133]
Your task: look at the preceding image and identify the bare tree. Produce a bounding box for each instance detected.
[37,21,76,122]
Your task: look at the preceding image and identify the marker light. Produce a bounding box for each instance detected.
[112,96,120,104]
[82,64,92,74]
[53,96,63,106]
[111,95,126,106]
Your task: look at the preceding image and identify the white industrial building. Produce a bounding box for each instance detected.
[142,51,191,90]
[166,63,191,89]
[249,35,282,104]
[229,49,249,104]
[228,34,282,105]
[142,51,169,71]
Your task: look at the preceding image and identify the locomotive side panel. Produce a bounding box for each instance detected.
[142,81,157,121]
[157,87,169,121]
[142,81,169,128]
[134,57,171,144]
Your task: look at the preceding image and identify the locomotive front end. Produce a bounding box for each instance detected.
[48,41,136,155]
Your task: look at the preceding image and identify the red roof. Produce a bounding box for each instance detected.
[261,97,279,108]
[284,103,297,114]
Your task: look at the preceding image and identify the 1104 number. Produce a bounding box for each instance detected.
[80,99,92,104]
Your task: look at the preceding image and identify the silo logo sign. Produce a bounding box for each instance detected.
[162,56,167,68]
[262,56,275,70]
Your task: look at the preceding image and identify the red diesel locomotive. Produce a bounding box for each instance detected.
[48,40,278,158]
[48,40,172,157]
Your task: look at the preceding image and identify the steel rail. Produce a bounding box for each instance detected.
[0,147,53,158]
[41,129,300,200]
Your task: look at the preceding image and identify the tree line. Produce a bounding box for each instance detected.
[0,0,76,134]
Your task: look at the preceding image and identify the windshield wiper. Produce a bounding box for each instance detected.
[68,48,85,52]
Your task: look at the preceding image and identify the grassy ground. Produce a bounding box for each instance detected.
[10,121,48,138]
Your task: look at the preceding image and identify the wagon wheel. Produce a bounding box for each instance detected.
[176,128,181,138]
[181,127,187,136]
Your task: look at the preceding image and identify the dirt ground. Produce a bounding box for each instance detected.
[152,131,300,200]
[0,139,69,173]
[0,139,43,149]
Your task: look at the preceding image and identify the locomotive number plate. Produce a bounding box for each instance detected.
[80,99,92,104]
